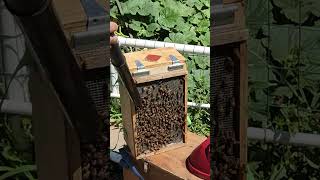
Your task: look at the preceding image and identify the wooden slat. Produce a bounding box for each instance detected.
[239,42,248,180]
[123,132,206,180]
[52,0,86,27]
[212,29,248,46]
[119,81,137,157]
[212,2,247,46]
[223,0,243,4]
[31,67,81,180]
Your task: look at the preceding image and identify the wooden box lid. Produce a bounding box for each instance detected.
[124,47,186,72]
[123,48,188,84]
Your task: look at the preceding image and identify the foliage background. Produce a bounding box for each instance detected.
[246,0,320,179]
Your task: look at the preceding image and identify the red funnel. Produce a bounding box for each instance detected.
[186,137,210,179]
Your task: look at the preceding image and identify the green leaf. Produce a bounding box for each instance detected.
[193,55,209,69]
[188,74,195,90]
[187,115,192,126]
[0,165,36,180]
[137,0,154,16]
[147,23,160,32]
[190,12,203,25]
[128,20,144,32]
[246,0,273,24]
[270,163,287,180]
[272,86,293,98]
[184,27,198,43]
[199,0,210,8]
[262,25,299,63]
[0,166,13,171]
[162,0,195,17]
[273,0,312,23]
[158,8,178,29]
[304,155,320,169]
[196,19,209,33]
[198,31,210,46]
[168,32,186,44]
[2,146,22,163]
[121,0,140,15]
[247,166,256,180]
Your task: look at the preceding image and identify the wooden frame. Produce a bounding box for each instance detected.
[123,132,206,180]
[212,2,246,34]
[212,0,248,179]
[119,47,188,159]
[31,63,82,180]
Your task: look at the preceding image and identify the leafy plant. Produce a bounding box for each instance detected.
[247,0,320,179]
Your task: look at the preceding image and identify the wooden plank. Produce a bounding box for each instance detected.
[223,0,243,4]
[119,81,137,157]
[123,132,206,180]
[183,76,188,143]
[212,3,245,34]
[136,142,186,160]
[239,42,248,180]
[52,0,86,29]
[134,68,187,84]
[212,29,248,46]
[30,67,81,180]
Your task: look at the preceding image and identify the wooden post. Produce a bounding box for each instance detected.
[239,41,248,180]
[30,65,82,180]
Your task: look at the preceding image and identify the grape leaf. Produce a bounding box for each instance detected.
[158,8,179,28]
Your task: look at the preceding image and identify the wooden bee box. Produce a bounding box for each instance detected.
[212,0,248,46]
[120,47,188,159]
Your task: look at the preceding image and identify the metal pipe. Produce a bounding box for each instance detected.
[247,127,320,148]
[118,37,210,55]
[1,97,320,148]
[110,92,210,109]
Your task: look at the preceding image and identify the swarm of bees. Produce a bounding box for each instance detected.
[135,77,185,155]
[211,56,241,179]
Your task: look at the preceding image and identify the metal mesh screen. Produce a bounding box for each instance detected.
[135,76,185,156]
[211,45,241,179]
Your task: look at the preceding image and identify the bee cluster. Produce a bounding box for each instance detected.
[135,77,186,156]
[212,130,240,180]
[211,56,240,179]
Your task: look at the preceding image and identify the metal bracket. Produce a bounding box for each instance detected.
[212,4,238,26]
[80,0,108,31]
[71,1,108,49]
[168,55,183,71]
[132,60,150,77]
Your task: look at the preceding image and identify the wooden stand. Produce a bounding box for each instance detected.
[123,132,206,180]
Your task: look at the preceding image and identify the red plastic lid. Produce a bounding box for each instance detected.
[186,137,210,180]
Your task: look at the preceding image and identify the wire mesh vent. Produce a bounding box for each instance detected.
[211,53,240,179]
[80,66,111,180]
